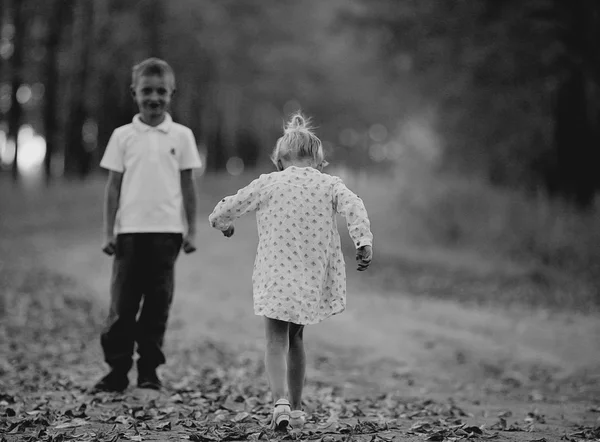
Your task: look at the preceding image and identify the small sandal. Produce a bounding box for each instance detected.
[271,398,291,431]
[289,410,306,429]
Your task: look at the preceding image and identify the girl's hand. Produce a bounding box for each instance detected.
[356,245,372,271]
[222,225,235,237]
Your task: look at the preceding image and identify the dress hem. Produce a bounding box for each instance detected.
[254,307,345,325]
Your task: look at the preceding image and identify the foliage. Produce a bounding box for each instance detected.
[2,0,401,177]
[2,265,599,441]
[3,0,600,203]
[341,0,600,204]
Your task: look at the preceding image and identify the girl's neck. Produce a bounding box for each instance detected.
[284,159,314,169]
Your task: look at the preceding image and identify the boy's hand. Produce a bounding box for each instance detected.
[222,225,235,238]
[102,236,116,256]
[182,233,197,254]
[356,245,372,271]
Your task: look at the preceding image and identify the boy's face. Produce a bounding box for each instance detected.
[131,74,174,122]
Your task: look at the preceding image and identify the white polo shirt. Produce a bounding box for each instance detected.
[100,113,202,234]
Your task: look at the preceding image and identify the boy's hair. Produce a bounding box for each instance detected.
[271,112,327,169]
[131,57,176,89]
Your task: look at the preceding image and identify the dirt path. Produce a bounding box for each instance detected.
[2,179,600,441]
[6,211,596,440]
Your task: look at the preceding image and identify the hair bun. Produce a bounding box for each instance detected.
[285,112,308,132]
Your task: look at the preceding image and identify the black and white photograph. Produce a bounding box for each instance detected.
[1,1,599,441]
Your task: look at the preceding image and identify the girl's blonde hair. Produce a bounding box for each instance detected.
[271,112,328,169]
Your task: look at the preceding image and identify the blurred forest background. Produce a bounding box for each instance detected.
[3,3,600,439]
[2,0,600,305]
[1,0,599,201]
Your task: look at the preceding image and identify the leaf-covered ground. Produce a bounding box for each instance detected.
[1,266,599,442]
[1,179,600,442]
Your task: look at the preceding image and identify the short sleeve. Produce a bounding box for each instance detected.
[100,130,124,172]
[179,128,202,170]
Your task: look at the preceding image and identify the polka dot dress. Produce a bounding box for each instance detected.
[209,166,373,325]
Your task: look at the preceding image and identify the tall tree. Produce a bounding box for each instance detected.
[551,0,600,207]
[64,0,94,178]
[139,0,164,57]
[7,0,26,181]
[43,0,75,183]
[0,0,6,82]
[341,0,600,204]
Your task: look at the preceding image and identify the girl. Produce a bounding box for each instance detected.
[209,112,373,431]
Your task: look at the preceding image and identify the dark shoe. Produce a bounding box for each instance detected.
[138,369,162,390]
[92,369,129,393]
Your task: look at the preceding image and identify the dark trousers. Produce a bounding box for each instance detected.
[101,233,182,373]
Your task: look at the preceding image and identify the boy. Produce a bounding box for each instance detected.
[93,58,202,392]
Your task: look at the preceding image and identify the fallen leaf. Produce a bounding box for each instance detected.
[427,431,446,441]
[114,415,132,425]
[410,421,433,433]
[463,425,483,434]
[155,420,172,431]
[525,410,546,424]
[490,418,507,430]
[54,418,88,429]
[169,394,184,403]
[232,411,251,422]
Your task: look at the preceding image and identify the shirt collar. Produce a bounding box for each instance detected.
[132,113,172,133]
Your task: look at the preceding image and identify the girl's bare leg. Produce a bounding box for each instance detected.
[287,323,305,410]
[264,317,289,402]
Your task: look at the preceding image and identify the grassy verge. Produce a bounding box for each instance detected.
[336,166,600,312]
[2,167,599,313]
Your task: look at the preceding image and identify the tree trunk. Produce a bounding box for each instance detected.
[64,0,95,178]
[554,70,594,206]
[0,0,6,82]
[43,0,75,183]
[552,0,600,207]
[204,111,228,173]
[7,0,26,182]
[139,0,163,57]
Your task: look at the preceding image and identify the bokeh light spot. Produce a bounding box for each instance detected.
[2,24,15,39]
[0,126,47,173]
[82,119,98,144]
[0,130,12,166]
[369,123,388,142]
[0,39,13,59]
[386,142,404,161]
[16,85,32,104]
[17,126,46,173]
[368,144,386,162]
[226,156,244,176]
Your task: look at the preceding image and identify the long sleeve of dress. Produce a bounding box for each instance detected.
[333,179,373,248]
[208,176,265,231]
